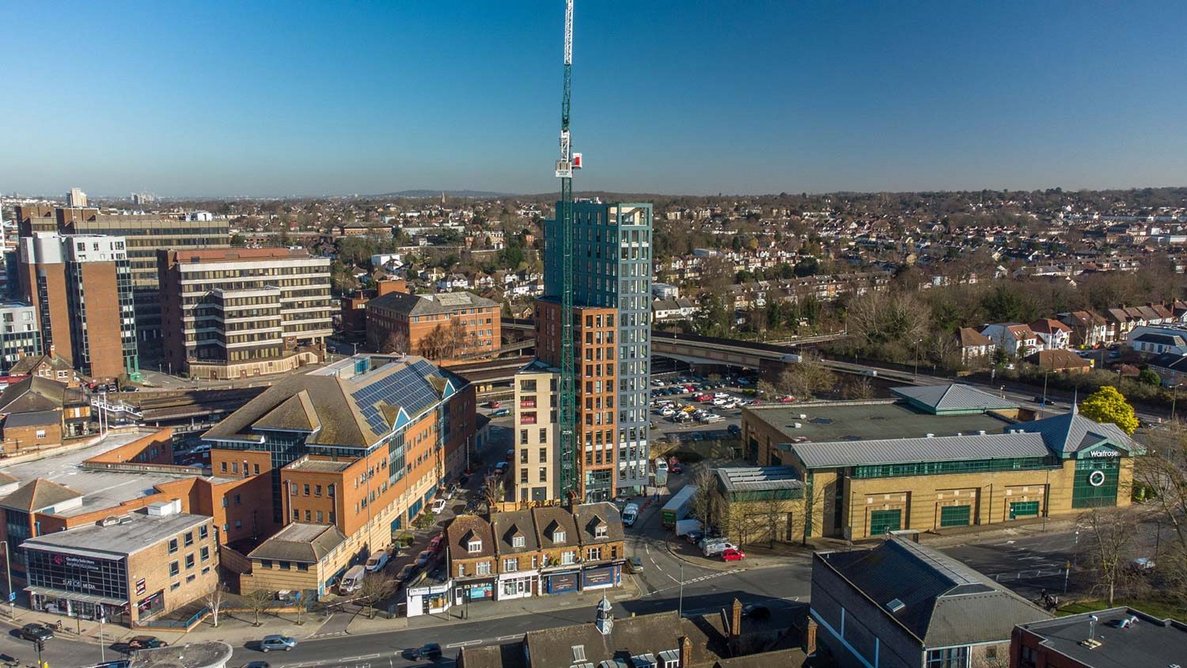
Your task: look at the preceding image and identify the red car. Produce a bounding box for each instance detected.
[779,395,797,404]
[721,548,746,562]
[486,400,501,409]
[428,534,445,553]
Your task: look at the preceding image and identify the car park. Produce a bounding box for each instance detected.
[259,635,297,652]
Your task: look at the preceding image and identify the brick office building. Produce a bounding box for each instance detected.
[158,247,333,380]
[365,290,500,362]
[15,205,229,347]
[21,501,218,627]
[17,232,139,381]
[202,354,476,594]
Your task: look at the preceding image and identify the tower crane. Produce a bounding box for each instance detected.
[555,0,579,502]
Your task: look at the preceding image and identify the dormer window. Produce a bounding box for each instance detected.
[553,529,566,543]
[512,535,525,548]
[595,523,608,539]
[468,538,482,554]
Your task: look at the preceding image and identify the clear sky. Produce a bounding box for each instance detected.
[4,1,1186,197]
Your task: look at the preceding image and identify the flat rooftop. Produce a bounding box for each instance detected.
[288,457,352,473]
[0,430,234,518]
[22,509,208,558]
[1018,607,1187,668]
[745,401,1015,444]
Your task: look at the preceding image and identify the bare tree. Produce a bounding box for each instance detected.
[777,353,836,400]
[843,377,874,400]
[689,467,716,528]
[1133,422,1187,599]
[244,588,274,627]
[482,475,506,512]
[1078,509,1137,606]
[357,576,397,619]
[380,329,409,354]
[203,582,226,628]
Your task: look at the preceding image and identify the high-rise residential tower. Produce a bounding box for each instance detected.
[538,201,653,501]
[17,232,139,381]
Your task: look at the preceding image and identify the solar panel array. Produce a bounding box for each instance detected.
[350,360,442,435]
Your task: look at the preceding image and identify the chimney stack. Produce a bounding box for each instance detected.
[730,598,743,640]
[679,635,692,667]
[804,617,818,655]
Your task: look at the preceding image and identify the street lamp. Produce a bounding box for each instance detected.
[678,563,684,618]
[0,541,12,617]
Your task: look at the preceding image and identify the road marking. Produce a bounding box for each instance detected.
[446,639,484,648]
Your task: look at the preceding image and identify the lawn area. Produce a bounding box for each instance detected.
[1059,598,1187,620]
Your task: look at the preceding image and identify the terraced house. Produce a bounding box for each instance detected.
[203,354,475,595]
[444,503,625,609]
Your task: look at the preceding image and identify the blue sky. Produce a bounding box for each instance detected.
[4,1,1186,197]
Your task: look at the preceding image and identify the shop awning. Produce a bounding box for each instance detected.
[25,586,126,607]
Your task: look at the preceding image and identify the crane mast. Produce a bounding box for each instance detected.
[555,0,578,502]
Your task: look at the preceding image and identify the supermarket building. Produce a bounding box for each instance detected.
[741,384,1139,540]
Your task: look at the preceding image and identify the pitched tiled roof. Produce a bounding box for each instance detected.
[8,354,72,376]
[248,522,346,563]
[0,478,81,512]
[1024,349,1093,371]
[204,355,464,448]
[1029,318,1072,335]
[530,506,579,549]
[572,502,625,544]
[817,536,1049,647]
[447,514,495,559]
[956,327,992,347]
[0,376,69,414]
[492,509,540,555]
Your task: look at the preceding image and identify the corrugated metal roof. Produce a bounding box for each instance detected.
[1014,409,1139,456]
[792,432,1049,469]
[892,383,1017,412]
[715,466,803,492]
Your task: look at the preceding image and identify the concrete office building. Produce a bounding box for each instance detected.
[203,354,476,594]
[14,205,230,347]
[158,247,332,379]
[512,362,559,502]
[17,232,138,380]
[21,501,218,627]
[539,202,653,500]
[66,187,87,208]
[0,301,41,373]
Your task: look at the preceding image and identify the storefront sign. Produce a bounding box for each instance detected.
[52,554,101,571]
[546,572,578,594]
[581,566,615,588]
[1088,450,1120,458]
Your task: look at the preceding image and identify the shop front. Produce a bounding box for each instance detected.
[580,564,621,591]
[497,571,537,600]
[542,570,580,595]
[406,580,452,618]
[454,578,495,605]
[25,548,133,625]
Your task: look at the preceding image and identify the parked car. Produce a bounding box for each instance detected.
[431,498,448,514]
[721,548,746,562]
[240,663,270,668]
[95,661,131,668]
[686,530,704,544]
[626,556,644,573]
[727,424,742,436]
[259,635,297,652]
[494,461,509,475]
[20,623,53,642]
[395,563,417,584]
[404,643,443,660]
[486,400,501,409]
[128,636,167,650]
[742,603,771,619]
[365,550,389,572]
[416,550,435,568]
[428,534,445,553]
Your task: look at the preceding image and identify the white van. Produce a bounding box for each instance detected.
[339,565,366,594]
[622,503,640,527]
